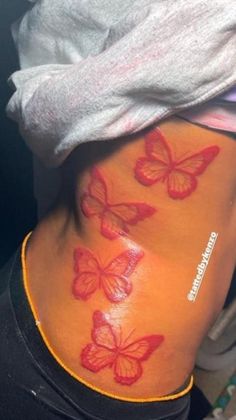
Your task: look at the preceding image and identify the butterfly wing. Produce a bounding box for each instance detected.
[114,354,142,385]
[167,145,220,199]
[106,249,144,277]
[135,129,172,185]
[145,128,173,162]
[81,193,105,217]
[114,335,164,385]
[100,209,127,240]
[167,170,197,199]
[101,249,143,302]
[92,311,118,350]
[121,335,164,360]
[81,343,116,372]
[81,167,108,217]
[111,203,156,226]
[101,274,132,302]
[100,201,156,240]
[135,158,169,186]
[81,311,118,372]
[73,273,99,300]
[74,248,99,273]
[176,146,220,175]
[88,167,108,203]
[73,248,100,300]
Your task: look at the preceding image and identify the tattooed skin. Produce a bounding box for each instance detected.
[72,247,144,302]
[81,311,164,386]
[25,117,236,399]
[135,128,220,199]
[81,166,156,239]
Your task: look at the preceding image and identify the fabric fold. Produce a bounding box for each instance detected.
[6,0,236,167]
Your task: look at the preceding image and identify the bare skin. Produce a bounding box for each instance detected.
[25,117,236,400]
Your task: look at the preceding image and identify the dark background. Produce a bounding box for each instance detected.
[0,0,235,303]
[0,0,37,268]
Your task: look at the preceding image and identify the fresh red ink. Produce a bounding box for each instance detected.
[135,128,220,199]
[81,167,156,239]
[73,247,144,302]
[81,311,164,385]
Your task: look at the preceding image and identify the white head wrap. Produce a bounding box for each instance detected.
[6,0,236,167]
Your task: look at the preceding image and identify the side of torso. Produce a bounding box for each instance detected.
[26,118,236,400]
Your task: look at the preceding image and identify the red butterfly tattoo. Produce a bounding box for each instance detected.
[135,129,220,199]
[81,311,164,386]
[72,247,144,302]
[81,167,156,240]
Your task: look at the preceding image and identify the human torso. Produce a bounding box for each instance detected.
[26,117,236,400]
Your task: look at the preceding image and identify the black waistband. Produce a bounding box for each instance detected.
[7,246,190,420]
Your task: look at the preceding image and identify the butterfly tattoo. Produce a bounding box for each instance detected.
[72,247,144,302]
[81,311,164,386]
[81,167,156,240]
[135,128,220,199]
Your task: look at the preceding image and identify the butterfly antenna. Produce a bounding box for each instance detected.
[118,325,122,347]
[122,328,136,347]
[179,150,191,160]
